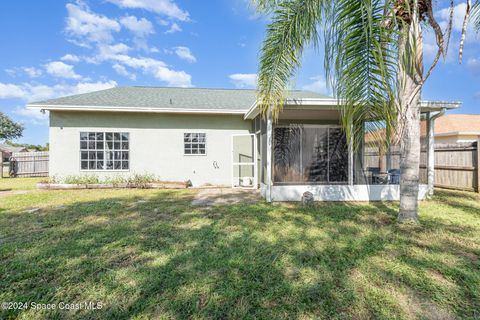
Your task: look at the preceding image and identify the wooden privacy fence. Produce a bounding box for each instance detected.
[365,141,479,192]
[427,141,479,193]
[9,151,49,177]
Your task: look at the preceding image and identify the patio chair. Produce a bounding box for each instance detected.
[388,169,400,184]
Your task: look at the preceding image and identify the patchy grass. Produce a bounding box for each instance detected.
[0,177,44,191]
[0,186,478,319]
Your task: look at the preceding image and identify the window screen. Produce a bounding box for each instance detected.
[273,126,348,184]
[80,132,129,170]
[184,133,206,155]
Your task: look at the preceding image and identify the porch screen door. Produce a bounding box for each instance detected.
[232,134,257,188]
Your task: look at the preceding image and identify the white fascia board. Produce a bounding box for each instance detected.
[243,98,341,120]
[244,101,258,120]
[26,104,246,115]
[243,99,462,120]
[420,101,462,111]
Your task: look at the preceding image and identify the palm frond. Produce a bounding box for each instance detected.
[325,0,399,151]
[459,0,471,63]
[256,0,326,119]
[471,0,480,29]
[251,0,286,13]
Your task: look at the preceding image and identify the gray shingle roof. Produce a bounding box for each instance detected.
[0,144,28,153]
[27,86,330,111]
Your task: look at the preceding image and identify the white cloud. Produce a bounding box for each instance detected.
[120,15,154,37]
[301,75,329,94]
[0,80,117,102]
[174,46,196,63]
[467,57,480,67]
[5,67,42,78]
[157,19,169,26]
[44,61,82,80]
[436,3,480,44]
[106,0,189,21]
[131,38,159,53]
[60,54,81,63]
[60,1,192,87]
[65,1,121,46]
[14,106,49,125]
[165,22,182,34]
[98,43,131,56]
[89,43,192,86]
[73,81,117,95]
[112,63,136,80]
[0,83,28,99]
[465,57,480,75]
[8,80,116,125]
[22,67,43,78]
[437,3,467,32]
[229,73,257,88]
[109,54,192,86]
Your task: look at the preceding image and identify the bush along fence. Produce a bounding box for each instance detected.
[9,151,49,177]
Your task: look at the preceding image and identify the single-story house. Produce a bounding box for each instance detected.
[420,114,480,144]
[0,144,28,162]
[27,87,461,201]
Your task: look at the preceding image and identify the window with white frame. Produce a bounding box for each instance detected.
[80,132,129,170]
[184,133,206,155]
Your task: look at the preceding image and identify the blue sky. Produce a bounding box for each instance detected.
[0,0,478,145]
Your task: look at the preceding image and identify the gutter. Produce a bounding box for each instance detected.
[26,104,247,115]
[429,107,446,122]
[244,99,460,120]
[426,107,446,198]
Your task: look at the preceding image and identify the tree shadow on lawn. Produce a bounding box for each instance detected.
[0,190,478,319]
[430,189,480,216]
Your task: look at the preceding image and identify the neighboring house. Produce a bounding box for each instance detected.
[420,114,480,144]
[27,87,460,201]
[0,144,28,162]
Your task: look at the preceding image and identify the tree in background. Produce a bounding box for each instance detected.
[0,112,23,141]
[5,141,49,151]
[0,113,23,178]
[254,0,476,222]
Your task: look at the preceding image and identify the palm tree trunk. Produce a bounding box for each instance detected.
[398,83,422,222]
[397,4,423,223]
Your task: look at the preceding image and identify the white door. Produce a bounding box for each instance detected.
[232,134,257,189]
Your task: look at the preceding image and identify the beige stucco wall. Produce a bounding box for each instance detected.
[49,111,252,186]
[435,134,479,144]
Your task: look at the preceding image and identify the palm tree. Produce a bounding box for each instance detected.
[254,0,475,222]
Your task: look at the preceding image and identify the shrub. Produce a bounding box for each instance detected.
[104,175,128,186]
[47,173,160,187]
[127,173,156,189]
[63,175,100,184]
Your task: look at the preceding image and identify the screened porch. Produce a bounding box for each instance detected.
[250,103,450,202]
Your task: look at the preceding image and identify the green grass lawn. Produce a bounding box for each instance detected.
[0,177,45,191]
[0,183,478,319]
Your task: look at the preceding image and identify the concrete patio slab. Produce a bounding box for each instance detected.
[191,188,261,207]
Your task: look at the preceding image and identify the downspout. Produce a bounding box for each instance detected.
[426,108,446,198]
